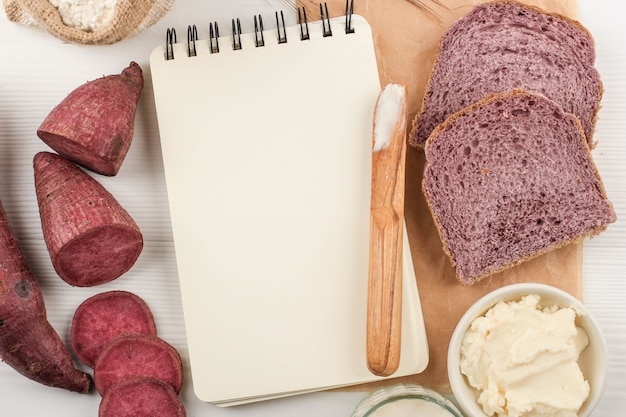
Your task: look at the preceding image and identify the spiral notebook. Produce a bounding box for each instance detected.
[149,6,428,406]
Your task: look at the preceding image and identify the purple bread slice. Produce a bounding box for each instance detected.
[422,90,615,285]
[410,0,602,149]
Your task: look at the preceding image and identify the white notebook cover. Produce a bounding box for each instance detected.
[149,14,428,406]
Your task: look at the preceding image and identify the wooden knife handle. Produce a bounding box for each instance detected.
[366,84,407,377]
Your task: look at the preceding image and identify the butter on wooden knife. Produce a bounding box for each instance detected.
[366,83,408,377]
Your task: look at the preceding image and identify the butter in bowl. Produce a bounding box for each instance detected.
[448,283,607,417]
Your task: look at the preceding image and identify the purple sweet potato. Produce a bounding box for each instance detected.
[99,376,186,417]
[33,151,143,287]
[94,333,183,396]
[37,61,143,176]
[71,290,157,367]
[0,198,92,393]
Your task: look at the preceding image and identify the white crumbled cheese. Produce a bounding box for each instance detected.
[49,0,117,32]
[460,294,590,417]
[373,83,406,152]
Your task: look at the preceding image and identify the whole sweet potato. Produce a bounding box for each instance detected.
[37,62,143,176]
[0,198,91,393]
[34,151,143,287]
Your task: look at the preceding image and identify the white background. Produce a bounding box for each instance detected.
[0,0,624,415]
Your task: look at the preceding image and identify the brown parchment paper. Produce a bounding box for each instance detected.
[297,0,583,393]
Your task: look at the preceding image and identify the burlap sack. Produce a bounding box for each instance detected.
[3,0,174,44]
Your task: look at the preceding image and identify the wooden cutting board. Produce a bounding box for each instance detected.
[297,0,582,393]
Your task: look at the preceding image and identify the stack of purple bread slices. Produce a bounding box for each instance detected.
[412,1,616,285]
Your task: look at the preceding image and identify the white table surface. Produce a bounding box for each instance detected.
[0,0,624,416]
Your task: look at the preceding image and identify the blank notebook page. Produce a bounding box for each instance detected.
[150,14,428,406]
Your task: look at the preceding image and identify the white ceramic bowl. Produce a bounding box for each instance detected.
[447,283,607,417]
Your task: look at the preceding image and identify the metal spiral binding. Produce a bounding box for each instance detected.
[187,25,198,57]
[209,22,220,54]
[298,7,310,41]
[165,27,176,60]
[254,15,265,47]
[166,0,357,60]
[345,0,355,34]
[320,3,333,37]
[232,18,243,50]
[275,11,287,44]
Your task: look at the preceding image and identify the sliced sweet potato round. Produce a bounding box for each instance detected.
[71,291,157,368]
[99,376,186,417]
[94,333,183,396]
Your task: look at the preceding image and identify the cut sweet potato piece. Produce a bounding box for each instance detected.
[0,198,92,393]
[99,376,186,417]
[71,290,157,367]
[94,333,183,396]
[33,151,143,287]
[37,62,143,176]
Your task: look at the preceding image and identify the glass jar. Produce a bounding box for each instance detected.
[351,384,464,417]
